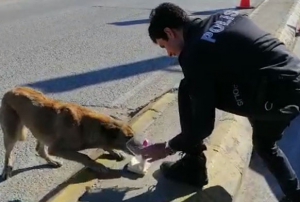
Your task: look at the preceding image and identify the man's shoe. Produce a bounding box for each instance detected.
[280,190,300,202]
[280,196,293,202]
[160,153,208,188]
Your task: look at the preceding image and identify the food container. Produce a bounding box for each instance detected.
[125,136,151,175]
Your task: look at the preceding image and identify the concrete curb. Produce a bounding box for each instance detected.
[173,114,252,202]
[130,92,177,133]
[276,0,300,50]
[42,1,300,201]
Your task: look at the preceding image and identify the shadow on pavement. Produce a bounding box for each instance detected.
[191,8,237,16]
[39,168,119,202]
[108,19,150,26]
[79,169,232,202]
[39,153,141,202]
[107,8,237,27]
[247,152,282,200]
[24,56,177,94]
[12,164,55,178]
[0,164,55,184]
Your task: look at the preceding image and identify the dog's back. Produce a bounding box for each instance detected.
[0,87,133,144]
[2,86,63,115]
[0,87,85,143]
[0,87,136,180]
[1,87,54,142]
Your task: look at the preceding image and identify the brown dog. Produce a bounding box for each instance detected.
[0,87,135,180]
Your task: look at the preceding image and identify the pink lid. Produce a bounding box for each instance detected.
[142,139,150,147]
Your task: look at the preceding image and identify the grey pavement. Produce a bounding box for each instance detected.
[0,0,263,201]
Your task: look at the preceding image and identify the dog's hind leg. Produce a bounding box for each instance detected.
[0,104,25,180]
[1,135,17,180]
[35,141,62,168]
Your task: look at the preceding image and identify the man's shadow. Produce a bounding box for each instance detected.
[79,169,233,202]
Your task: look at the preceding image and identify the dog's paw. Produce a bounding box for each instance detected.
[108,151,126,161]
[1,166,13,181]
[48,160,63,168]
[90,164,109,174]
[112,152,126,161]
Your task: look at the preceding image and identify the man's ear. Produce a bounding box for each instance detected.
[164,27,175,39]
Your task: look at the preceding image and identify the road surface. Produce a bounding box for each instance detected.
[0,0,263,201]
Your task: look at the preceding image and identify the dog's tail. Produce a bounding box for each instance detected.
[0,92,28,141]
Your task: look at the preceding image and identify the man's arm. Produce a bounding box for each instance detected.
[168,48,216,153]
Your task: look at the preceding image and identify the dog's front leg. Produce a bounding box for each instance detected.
[36,141,62,168]
[105,149,126,161]
[48,147,109,173]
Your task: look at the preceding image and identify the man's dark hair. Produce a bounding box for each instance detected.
[148,3,190,43]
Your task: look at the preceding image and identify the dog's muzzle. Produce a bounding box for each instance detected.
[126,135,147,156]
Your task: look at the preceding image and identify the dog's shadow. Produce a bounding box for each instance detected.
[0,152,135,186]
[0,164,55,183]
[12,164,54,176]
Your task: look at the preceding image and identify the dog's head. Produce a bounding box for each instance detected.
[104,121,135,150]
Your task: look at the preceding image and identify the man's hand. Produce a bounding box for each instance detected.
[140,142,174,162]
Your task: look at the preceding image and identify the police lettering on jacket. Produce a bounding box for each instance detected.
[201,10,239,43]
[233,84,244,106]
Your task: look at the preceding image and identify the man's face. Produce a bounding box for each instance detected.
[155,28,184,57]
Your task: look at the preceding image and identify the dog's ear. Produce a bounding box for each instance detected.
[121,124,135,138]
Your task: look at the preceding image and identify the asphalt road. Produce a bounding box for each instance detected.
[0,0,262,201]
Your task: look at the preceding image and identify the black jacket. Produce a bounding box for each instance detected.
[169,10,300,152]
